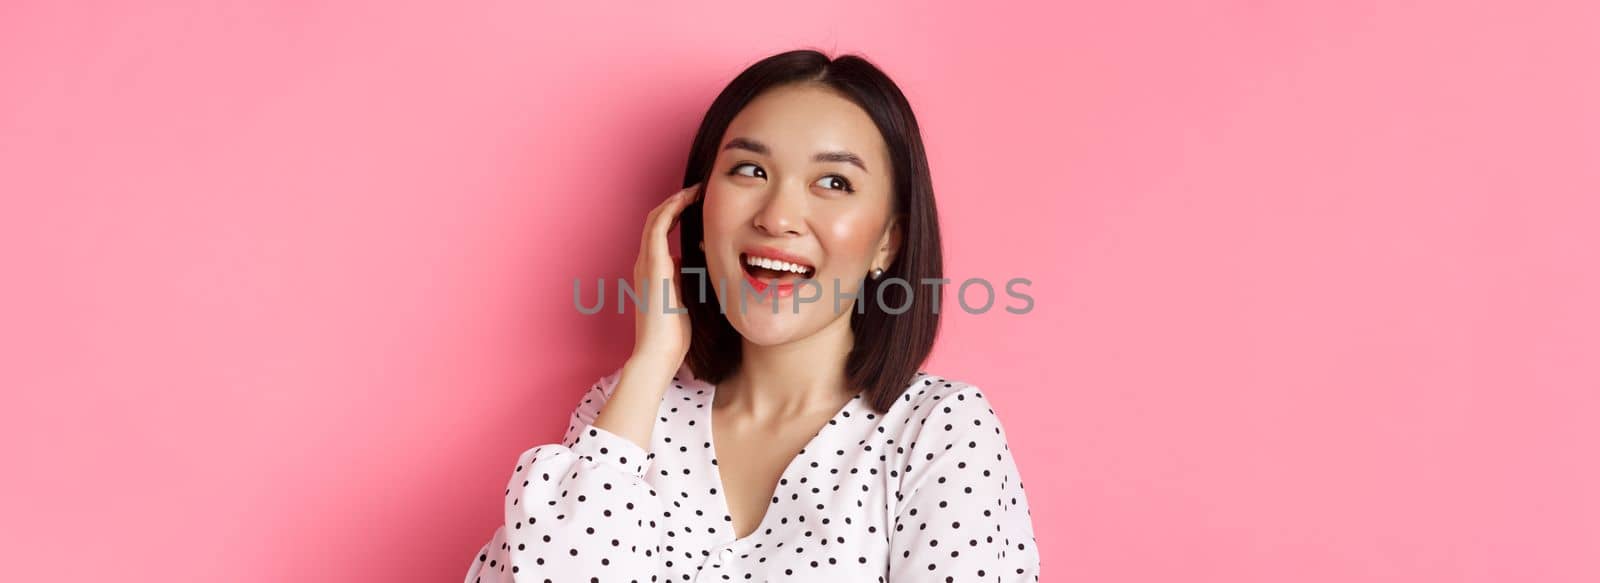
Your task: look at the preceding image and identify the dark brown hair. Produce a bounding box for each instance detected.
[677,49,943,415]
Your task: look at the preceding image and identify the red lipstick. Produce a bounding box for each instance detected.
[742,270,797,298]
[740,245,816,271]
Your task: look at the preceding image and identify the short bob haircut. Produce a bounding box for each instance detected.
[676,49,944,415]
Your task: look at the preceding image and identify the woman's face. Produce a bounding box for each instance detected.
[700,83,900,347]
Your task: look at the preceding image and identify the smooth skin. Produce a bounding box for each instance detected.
[593,83,901,540]
[590,182,701,451]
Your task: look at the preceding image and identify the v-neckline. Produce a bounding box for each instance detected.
[701,381,862,546]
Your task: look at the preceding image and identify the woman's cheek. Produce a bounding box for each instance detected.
[699,190,740,245]
[817,210,888,264]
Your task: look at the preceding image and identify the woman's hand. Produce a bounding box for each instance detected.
[628,183,702,368]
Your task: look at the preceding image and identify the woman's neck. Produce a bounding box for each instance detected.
[716,314,857,420]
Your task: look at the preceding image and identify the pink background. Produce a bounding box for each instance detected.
[3,1,1597,581]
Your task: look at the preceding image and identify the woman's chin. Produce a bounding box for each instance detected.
[728,310,817,346]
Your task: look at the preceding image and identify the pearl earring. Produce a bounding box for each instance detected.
[870,267,885,280]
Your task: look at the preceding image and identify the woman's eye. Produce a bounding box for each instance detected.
[814,175,855,193]
[729,163,765,179]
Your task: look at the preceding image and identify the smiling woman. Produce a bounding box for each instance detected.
[463,49,1041,582]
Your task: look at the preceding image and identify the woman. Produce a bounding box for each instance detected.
[465,49,1041,582]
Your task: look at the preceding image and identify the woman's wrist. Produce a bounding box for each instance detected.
[592,352,680,451]
[624,349,684,377]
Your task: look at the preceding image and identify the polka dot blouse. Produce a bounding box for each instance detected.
[464,362,1041,582]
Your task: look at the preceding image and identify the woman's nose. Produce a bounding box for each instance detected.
[753,181,807,236]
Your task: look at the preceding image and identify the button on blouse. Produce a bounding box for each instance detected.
[463,362,1041,581]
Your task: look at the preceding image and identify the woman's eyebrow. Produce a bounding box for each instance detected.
[722,137,870,173]
[813,150,869,173]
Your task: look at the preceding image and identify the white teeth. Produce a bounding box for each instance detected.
[744,254,811,275]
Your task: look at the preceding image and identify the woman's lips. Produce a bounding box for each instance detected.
[737,252,809,300]
[742,270,797,298]
[741,245,815,271]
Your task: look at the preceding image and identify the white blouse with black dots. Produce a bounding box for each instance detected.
[464,362,1041,582]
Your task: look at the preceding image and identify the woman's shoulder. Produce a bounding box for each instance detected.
[889,371,995,419]
[876,371,1022,450]
[898,371,1027,438]
[883,371,1028,495]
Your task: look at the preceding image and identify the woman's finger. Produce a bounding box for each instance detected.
[668,184,702,231]
[639,186,692,262]
[644,185,700,261]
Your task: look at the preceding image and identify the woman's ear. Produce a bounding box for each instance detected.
[875,214,903,273]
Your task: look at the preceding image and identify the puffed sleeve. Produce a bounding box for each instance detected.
[887,385,1041,582]
[462,368,665,582]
